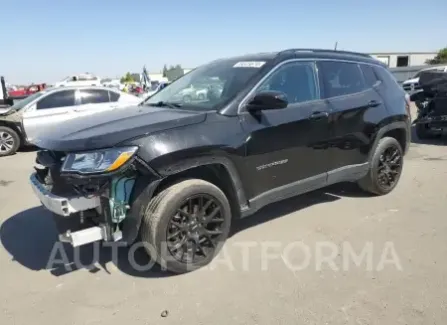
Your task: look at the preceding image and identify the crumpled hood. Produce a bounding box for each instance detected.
[31,105,207,152]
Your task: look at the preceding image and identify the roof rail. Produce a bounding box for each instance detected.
[277,48,372,58]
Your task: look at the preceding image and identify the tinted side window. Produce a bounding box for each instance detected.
[360,65,380,87]
[36,90,75,109]
[256,61,318,104]
[109,91,120,102]
[318,61,366,98]
[80,89,110,104]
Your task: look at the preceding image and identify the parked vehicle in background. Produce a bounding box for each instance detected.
[0,86,140,156]
[402,65,447,93]
[7,83,47,100]
[145,81,170,97]
[101,79,123,90]
[410,70,447,139]
[29,48,410,274]
[52,73,101,87]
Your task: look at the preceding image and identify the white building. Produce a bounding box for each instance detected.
[370,52,437,68]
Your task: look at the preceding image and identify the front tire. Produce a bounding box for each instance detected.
[358,137,403,195]
[140,179,232,274]
[0,126,20,157]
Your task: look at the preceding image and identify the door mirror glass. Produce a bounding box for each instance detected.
[246,91,288,111]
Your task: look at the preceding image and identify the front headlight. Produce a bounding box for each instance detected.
[61,146,138,175]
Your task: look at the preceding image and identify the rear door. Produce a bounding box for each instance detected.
[317,60,386,176]
[22,89,77,142]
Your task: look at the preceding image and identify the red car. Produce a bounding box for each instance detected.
[8,83,46,99]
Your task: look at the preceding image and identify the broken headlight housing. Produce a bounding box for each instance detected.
[61,146,138,175]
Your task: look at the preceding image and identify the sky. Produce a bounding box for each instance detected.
[1,0,446,84]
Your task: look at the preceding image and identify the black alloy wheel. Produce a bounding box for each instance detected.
[166,194,225,264]
[140,179,232,274]
[376,145,402,192]
[357,136,404,195]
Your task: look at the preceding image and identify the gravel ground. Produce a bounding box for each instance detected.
[1,105,447,325]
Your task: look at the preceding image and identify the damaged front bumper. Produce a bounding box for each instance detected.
[30,173,109,247]
[29,151,159,248]
[30,173,100,217]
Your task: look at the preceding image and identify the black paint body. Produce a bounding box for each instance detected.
[36,50,411,241]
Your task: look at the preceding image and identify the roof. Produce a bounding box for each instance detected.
[370,52,437,55]
[214,49,381,66]
[46,85,119,92]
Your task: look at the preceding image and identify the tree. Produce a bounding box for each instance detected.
[162,64,168,78]
[165,64,184,81]
[426,47,447,65]
[120,72,135,84]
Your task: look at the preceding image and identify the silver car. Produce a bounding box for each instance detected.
[0,86,141,157]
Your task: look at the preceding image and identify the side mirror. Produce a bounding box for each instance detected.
[246,91,288,112]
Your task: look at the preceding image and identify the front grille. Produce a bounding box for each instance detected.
[403,83,420,92]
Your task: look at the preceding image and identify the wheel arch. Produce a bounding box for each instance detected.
[369,121,410,160]
[123,156,248,244]
[155,157,248,219]
[0,120,24,145]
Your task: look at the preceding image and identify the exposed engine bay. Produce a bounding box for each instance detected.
[32,149,149,247]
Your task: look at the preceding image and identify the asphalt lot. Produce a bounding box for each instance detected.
[1,106,447,324]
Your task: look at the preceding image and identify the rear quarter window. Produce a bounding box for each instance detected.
[360,64,380,87]
[373,65,400,88]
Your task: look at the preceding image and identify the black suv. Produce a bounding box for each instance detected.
[30,49,411,273]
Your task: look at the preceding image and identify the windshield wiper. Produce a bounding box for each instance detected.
[146,101,183,109]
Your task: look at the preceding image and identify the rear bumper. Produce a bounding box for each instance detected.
[29,173,100,217]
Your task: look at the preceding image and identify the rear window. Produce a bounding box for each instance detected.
[317,61,366,98]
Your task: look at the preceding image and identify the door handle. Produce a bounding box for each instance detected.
[367,100,381,107]
[309,111,329,120]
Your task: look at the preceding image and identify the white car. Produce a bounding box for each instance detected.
[402,65,447,93]
[0,86,141,156]
[53,73,101,87]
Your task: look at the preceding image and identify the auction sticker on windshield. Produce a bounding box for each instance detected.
[233,61,266,68]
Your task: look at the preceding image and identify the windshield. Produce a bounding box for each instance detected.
[8,91,46,111]
[144,58,268,110]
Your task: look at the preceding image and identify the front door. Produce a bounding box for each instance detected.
[22,89,77,142]
[239,61,332,200]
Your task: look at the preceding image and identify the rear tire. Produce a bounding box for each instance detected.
[140,179,232,274]
[358,137,403,195]
[0,126,20,157]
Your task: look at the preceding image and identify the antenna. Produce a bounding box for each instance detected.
[334,42,338,50]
